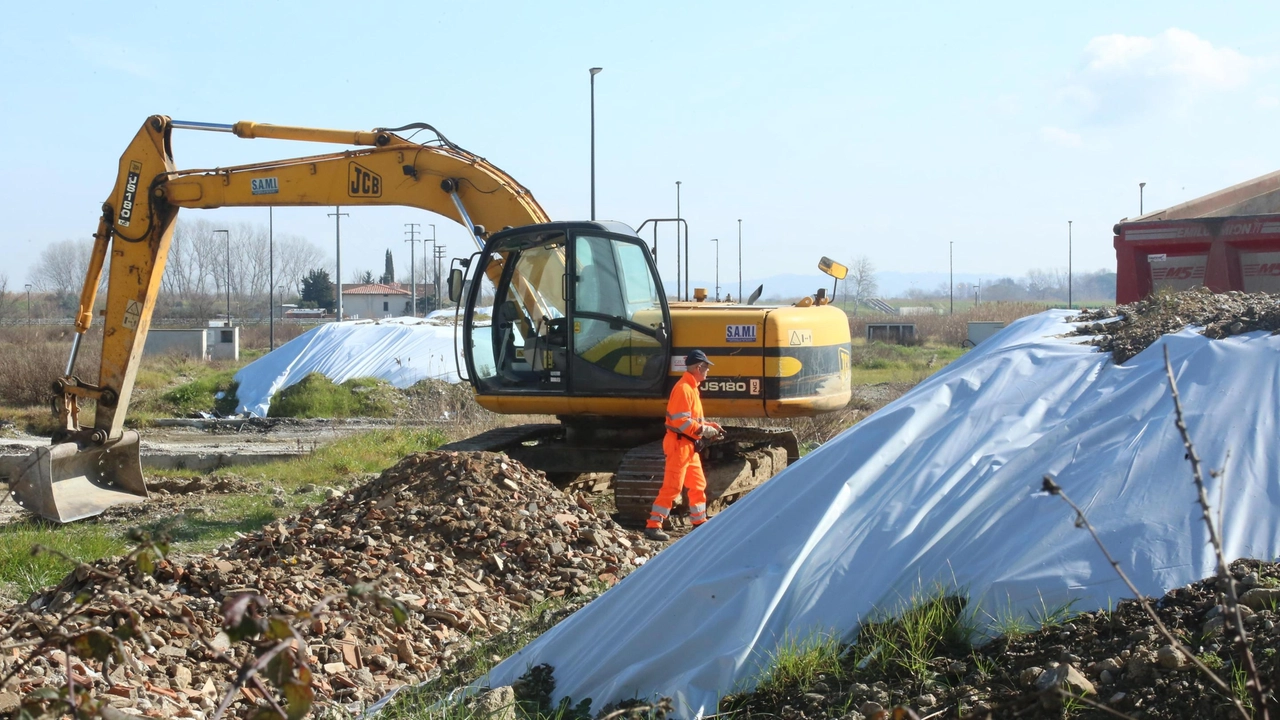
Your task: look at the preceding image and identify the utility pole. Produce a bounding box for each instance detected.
[737,219,743,302]
[949,241,954,315]
[269,208,275,350]
[328,206,349,321]
[1139,182,1146,215]
[1068,220,1073,309]
[405,223,421,317]
[434,245,448,307]
[24,284,31,325]
[428,224,438,306]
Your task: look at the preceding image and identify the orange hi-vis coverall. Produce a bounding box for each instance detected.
[648,372,709,529]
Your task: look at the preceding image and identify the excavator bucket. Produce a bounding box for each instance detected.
[8,431,148,523]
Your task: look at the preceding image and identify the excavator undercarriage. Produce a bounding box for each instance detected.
[439,419,799,527]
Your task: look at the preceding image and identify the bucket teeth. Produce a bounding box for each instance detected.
[9,431,148,523]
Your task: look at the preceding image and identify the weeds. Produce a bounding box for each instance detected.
[268,372,399,418]
[851,590,971,684]
[753,631,843,696]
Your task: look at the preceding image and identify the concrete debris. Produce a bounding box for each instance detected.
[0,451,658,715]
[1073,288,1280,363]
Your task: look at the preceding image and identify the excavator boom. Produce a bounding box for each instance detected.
[11,115,549,522]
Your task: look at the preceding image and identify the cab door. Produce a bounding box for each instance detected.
[568,233,671,396]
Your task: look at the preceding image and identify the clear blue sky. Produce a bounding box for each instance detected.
[4,1,1279,292]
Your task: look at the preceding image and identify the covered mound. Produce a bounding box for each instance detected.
[233,313,471,417]
[476,308,1280,717]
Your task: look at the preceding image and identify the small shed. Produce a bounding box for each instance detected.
[966,321,1005,347]
[866,323,917,344]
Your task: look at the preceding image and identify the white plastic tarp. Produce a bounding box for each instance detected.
[476,310,1280,717]
[233,313,471,417]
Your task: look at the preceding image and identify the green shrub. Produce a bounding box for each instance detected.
[268,373,398,418]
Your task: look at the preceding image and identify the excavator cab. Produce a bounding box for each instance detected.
[461,221,672,401]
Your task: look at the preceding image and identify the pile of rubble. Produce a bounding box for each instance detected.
[1073,288,1280,363]
[720,559,1280,719]
[0,451,659,717]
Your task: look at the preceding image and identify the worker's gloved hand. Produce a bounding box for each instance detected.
[701,425,721,440]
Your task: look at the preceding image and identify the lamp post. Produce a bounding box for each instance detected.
[949,241,954,315]
[24,284,31,325]
[213,229,230,325]
[1068,220,1073,309]
[590,67,603,220]
[710,238,720,300]
[737,219,742,302]
[676,181,684,301]
[1139,182,1146,215]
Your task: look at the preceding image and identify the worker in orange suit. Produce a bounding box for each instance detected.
[646,349,723,541]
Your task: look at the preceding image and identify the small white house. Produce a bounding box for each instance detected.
[340,283,412,319]
[144,326,239,361]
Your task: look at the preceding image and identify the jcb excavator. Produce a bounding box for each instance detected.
[9,115,852,524]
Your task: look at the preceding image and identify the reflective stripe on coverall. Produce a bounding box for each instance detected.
[648,372,710,528]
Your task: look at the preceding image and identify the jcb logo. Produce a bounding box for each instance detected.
[348,162,382,197]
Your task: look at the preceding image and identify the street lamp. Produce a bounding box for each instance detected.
[949,241,954,315]
[1139,182,1146,215]
[675,181,684,301]
[24,284,31,325]
[1068,220,1073,309]
[737,219,742,302]
[213,229,230,325]
[710,238,720,300]
[590,67,603,221]
[278,285,286,330]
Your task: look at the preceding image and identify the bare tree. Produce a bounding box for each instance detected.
[847,256,879,315]
[29,239,92,297]
[276,234,324,296]
[0,273,11,324]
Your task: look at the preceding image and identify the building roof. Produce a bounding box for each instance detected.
[342,283,411,296]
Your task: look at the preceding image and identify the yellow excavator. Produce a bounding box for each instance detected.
[9,115,852,524]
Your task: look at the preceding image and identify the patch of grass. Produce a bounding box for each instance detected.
[158,370,240,415]
[0,518,126,598]
[850,590,972,684]
[847,342,966,385]
[268,373,398,418]
[752,631,844,696]
[0,428,445,598]
[982,604,1035,640]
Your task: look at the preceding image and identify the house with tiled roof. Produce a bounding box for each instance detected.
[340,282,411,319]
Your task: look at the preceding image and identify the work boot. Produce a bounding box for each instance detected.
[644,527,670,542]
[689,522,705,532]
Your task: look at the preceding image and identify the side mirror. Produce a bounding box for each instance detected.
[448,268,464,303]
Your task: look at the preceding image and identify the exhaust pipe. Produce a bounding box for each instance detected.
[8,431,148,523]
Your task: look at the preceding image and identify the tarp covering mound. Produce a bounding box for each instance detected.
[476,310,1280,717]
[233,313,467,417]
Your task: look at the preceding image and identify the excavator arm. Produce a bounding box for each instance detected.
[10,115,550,522]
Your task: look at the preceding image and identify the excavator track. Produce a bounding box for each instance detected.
[613,426,798,527]
[438,424,562,453]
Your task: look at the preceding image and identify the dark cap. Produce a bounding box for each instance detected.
[685,349,714,367]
